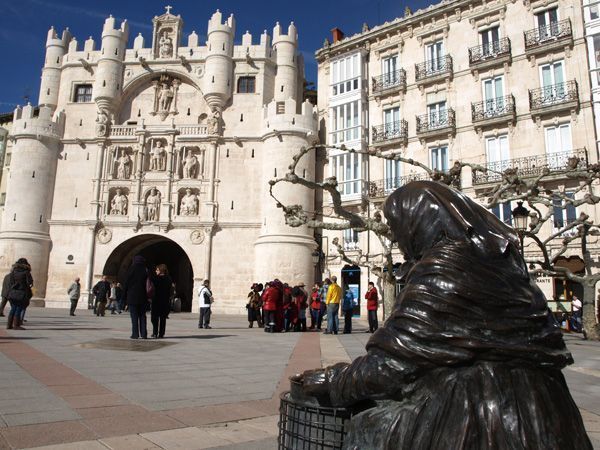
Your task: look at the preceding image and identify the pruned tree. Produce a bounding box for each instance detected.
[270,144,600,340]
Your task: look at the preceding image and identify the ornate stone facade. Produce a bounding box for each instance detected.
[0,8,317,314]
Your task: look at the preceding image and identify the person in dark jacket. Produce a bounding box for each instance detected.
[150,264,172,338]
[123,255,149,339]
[92,275,111,317]
[6,258,33,330]
[0,272,11,317]
[342,286,354,334]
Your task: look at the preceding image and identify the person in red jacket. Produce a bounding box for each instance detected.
[365,281,379,333]
[262,281,280,333]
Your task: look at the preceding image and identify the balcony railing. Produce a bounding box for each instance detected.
[367,173,428,198]
[524,19,572,51]
[472,148,588,184]
[471,95,516,123]
[372,69,407,95]
[371,120,408,145]
[468,38,511,66]
[415,55,453,83]
[416,109,456,135]
[528,81,578,112]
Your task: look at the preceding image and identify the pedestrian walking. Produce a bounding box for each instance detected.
[365,281,379,333]
[198,279,213,329]
[123,255,149,339]
[310,283,322,330]
[92,275,111,316]
[262,281,279,332]
[151,264,172,338]
[342,286,354,334]
[5,258,33,330]
[571,294,583,333]
[115,282,124,313]
[67,277,81,316]
[325,276,342,335]
[0,272,11,317]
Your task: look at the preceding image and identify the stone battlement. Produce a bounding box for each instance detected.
[11,105,64,139]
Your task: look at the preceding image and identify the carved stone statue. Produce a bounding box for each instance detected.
[150,141,166,171]
[207,110,221,135]
[116,149,132,179]
[145,187,161,221]
[180,188,198,216]
[159,33,173,58]
[182,149,198,179]
[110,189,127,215]
[291,180,592,449]
[95,110,109,137]
[158,82,174,112]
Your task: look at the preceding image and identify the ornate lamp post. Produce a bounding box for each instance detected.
[511,201,551,270]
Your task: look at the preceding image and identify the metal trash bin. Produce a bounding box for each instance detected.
[278,391,353,450]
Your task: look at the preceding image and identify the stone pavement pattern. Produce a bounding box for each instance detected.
[0,309,598,449]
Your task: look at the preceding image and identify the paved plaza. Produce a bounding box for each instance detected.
[0,308,598,449]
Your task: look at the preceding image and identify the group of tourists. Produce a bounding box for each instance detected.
[245,276,380,334]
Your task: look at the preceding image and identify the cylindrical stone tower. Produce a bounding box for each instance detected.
[203,10,235,111]
[272,22,298,102]
[38,27,70,111]
[93,16,129,113]
[0,105,64,298]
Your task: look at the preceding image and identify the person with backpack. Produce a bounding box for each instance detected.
[123,255,149,339]
[342,286,355,334]
[6,258,33,330]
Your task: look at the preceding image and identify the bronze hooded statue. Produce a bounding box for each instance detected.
[293,181,591,449]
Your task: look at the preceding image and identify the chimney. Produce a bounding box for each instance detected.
[331,28,344,44]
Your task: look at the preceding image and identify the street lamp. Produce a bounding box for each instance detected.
[311,250,320,266]
[511,201,529,233]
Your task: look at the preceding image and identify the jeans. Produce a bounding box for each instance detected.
[129,303,147,338]
[69,299,78,315]
[326,303,339,333]
[151,312,166,337]
[199,307,211,328]
[9,303,23,319]
[264,310,276,332]
[343,310,352,333]
[368,310,379,332]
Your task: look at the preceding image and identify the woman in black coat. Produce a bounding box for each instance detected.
[123,255,149,339]
[151,264,172,338]
[295,181,591,450]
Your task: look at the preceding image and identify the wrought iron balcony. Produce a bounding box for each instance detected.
[472,148,588,185]
[415,55,453,85]
[416,109,456,138]
[471,95,516,126]
[524,19,572,54]
[372,69,406,96]
[367,173,428,198]
[371,120,408,146]
[468,38,511,69]
[528,80,579,115]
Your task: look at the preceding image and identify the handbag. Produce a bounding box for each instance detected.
[7,288,26,303]
[146,276,155,300]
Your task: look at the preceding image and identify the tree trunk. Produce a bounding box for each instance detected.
[582,281,600,341]
[382,275,396,321]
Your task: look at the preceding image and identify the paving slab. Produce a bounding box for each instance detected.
[141,426,231,449]
[99,434,161,450]
[23,440,108,450]
[0,420,98,449]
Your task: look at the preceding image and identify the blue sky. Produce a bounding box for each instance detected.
[0,0,432,111]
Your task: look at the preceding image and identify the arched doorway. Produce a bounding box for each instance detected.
[102,235,194,312]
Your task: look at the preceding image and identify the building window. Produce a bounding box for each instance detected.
[486,134,509,164]
[73,84,93,103]
[425,40,444,72]
[491,201,512,225]
[427,100,448,128]
[382,55,399,84]
[276,102,285,114]
[237,76,255,93]
[430,146,449,172]
[343,228,359,251]
[383,107,400,133]
[480,26,500,55]
[553,192,577,232]
[331,53,360,96]
[482,75,504,112]
[329,101,361,144]
[545,123,572,154]
[591,5,600,20]
[384,159,402,192]
[535,8,559,40]
[331,152,362,197]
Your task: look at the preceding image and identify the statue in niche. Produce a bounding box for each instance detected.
[116,149,132,179]
[159,33,173,58]
[145,187,161,221]
[110,189,128,215]
[150,140,166,171]
[207,110,221,135]
[180,188,198,216]
[182,149,198,179]
[158,82,174,112]
[291,180,592,450]
[95,110,109,137]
